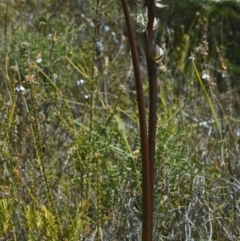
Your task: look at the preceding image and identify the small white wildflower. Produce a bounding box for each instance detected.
[87,19,94,27]
[84,94,89,100]
[202,73,210,80]
[21,41,29,48]
[119,43,125,51]
[112,32,118,43]
[36,57,42,63]
[189,56,195,61]
[77,79,85,85]
[15,85,26,92]
[53,73,58,81]
[96,41,104,56]
[104,25,110,32]
[119,84,126,92]
[36,53,42,63]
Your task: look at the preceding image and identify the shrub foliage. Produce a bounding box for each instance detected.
[0,0,240,240]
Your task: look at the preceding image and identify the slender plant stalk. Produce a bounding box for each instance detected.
[91,1,101,240]
[90,0,100,132]
[4,1,8,52]
[145,1,157,235]
[120,1,154,240]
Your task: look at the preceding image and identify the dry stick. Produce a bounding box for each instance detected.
[120,1,152,241]
[145,1,157,238]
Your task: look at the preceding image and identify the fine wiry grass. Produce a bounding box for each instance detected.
[1,0,240,240]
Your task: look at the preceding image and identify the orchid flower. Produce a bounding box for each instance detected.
[136,12,159,32]
[135,0,168,9]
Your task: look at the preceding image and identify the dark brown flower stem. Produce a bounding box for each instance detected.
[120,0,152,240]
[145,0,157,236]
